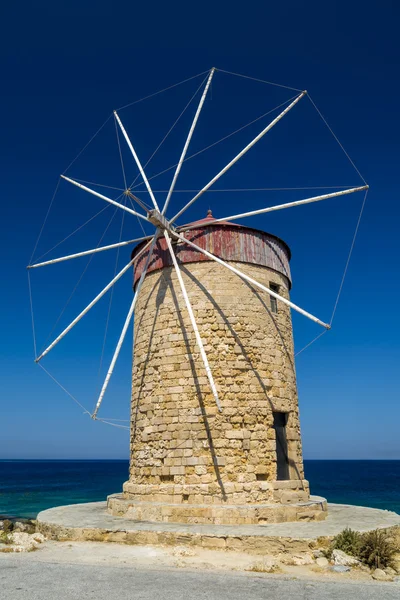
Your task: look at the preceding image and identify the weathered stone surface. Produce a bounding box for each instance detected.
[108,494,327,525]
[316,556,329,567]
[331,565,351,573]
[5,531,45,552]
[248,557,280,572]
[332,549,361,567]
[372,568,388,581]
[280,552,314,566]
[111,252,326,524]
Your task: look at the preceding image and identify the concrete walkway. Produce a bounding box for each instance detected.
[37,501,400,553]
[1,552,399,600]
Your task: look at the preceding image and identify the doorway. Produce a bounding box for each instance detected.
[273,411,290,480]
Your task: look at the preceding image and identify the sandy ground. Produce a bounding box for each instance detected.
[1,538,391,584]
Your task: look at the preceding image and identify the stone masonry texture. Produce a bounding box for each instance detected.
[110,249,324,525]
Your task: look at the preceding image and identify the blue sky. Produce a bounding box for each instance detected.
[1,0,399,459]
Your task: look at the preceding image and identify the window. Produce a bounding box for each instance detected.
[273,412,289,480]
[269,283,279,313]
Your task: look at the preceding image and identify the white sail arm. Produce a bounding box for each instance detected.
[170,91,306,224]
[170,231,330,330]
[164,230,222,411]
[61,176,150,222]
[92,234,158,418]
[35,238,153,362]
[28,234,153,269]
[162,68,215,216]
[179,186,369,231]
[114,111,159,211]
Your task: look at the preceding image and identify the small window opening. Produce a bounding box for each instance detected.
[269,283,279,313]
[273,411,290,480]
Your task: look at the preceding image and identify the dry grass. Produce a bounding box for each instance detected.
[246,561,282,573]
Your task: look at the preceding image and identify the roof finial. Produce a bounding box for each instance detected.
[207,208,213,218]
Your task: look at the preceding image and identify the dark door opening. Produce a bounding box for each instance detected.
[273,412,289,480]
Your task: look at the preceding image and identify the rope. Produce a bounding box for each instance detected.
[295,187,369,356]
[95,418,129,422]
[129,94,300,192]
[70,178,124,192]
[38,203,120,354]
[127,192,151,238]
[38,365,129,428]
[137,185,358,193]
[38,363,91,416]
[27,271,37,358]
[30,111,120,263]
[95,198,127,402]
[330,188,369,325]
[295,330,327,357]
[95,418,130,430]
[128,74,209,190]
[62,114,113,175]
[307,94,367,185]
[33,205,112,263]
[116,70,210,111]
[216,68,303,93]
[29,178,61,264]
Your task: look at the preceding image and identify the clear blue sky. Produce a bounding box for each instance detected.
[1,1,399,459]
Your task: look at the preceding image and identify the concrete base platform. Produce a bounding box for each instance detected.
[37,501,400,556]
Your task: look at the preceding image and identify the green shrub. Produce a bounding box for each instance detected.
[359,529,398,570]
[331,527,362,557]
[1,520,12,534]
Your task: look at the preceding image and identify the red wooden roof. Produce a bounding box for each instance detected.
[132,210,292,288]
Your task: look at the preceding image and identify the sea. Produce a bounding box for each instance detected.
[0,460,399,519]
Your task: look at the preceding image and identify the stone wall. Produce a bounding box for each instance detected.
[121,259,310,519]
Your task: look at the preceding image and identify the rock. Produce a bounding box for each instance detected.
[13,522,28,532]
[172,546,196,557]
[280,552,314,566]
[313,550,325,559]
[32,533,46,544]
[331,565,351,573]
[7,532,40,552]
[332,549,360,567]
[316,557,329,568]
[359,564,371,572]
[248,558,280,573]
[372,568,388,581]
[385,567,397,577]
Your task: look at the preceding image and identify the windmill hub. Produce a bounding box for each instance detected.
[147,209,172,231]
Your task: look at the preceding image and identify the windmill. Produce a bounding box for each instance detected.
[28,68,368,523]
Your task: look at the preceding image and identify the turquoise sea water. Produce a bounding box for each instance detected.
[0,460,399,519]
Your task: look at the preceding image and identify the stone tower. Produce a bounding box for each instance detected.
[108,211,327,524]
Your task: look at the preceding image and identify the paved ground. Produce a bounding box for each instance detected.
[1,552,399,600]
[38,501,400,539]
